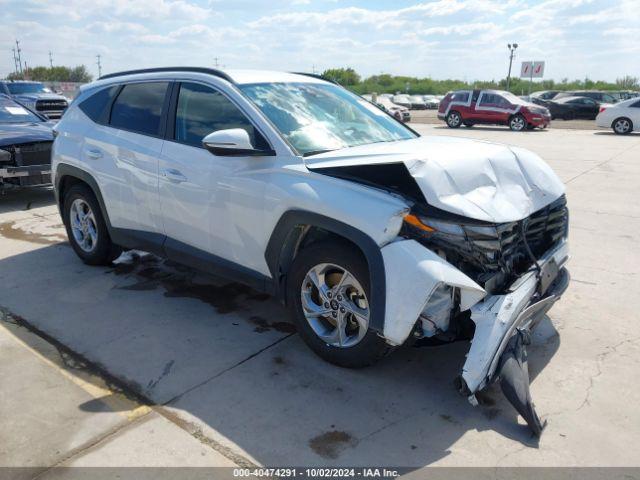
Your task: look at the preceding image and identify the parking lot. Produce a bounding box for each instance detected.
[1,124,639,474]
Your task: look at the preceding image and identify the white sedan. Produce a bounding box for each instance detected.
[596,97,640,134]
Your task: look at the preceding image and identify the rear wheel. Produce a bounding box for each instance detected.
[509,114,526,131]
[446,111,462,128]
[62,184,120,265]
[287,241,390,368]
[612,117,633,135]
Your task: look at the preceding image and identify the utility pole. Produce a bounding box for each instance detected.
[49,51,53,68]
[12,48,19,75]
[15,39,23,75]
[506,43,518,91]
[96,54,102,78]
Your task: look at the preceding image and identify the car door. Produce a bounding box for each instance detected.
[474,92,504,123]
[158,81,272,281]
[87,81,169,238]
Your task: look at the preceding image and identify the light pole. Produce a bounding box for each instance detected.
[506,43,518,91]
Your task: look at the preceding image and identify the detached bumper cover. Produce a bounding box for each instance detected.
[461,239,569,395]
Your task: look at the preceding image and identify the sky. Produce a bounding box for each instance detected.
[1,0,638,82]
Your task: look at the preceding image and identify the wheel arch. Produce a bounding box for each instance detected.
[54,164,112,230]
[265,210,386,332]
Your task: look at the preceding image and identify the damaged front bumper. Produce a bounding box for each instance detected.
[381,238,569,435]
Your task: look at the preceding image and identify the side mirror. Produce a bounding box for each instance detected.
[202,129,275,157]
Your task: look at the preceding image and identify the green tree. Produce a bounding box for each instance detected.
[321,67,361,86]
[7,65,93,82]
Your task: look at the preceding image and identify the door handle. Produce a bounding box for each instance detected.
[86,148,103,159]
[162,168,188,183]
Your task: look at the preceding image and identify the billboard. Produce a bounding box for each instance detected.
[520,61,545,78]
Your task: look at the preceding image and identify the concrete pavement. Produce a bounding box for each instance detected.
[0,125,639,473]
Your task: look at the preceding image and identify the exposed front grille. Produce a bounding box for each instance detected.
[12,141,53,167]
[406,195,568,293]
[35,99,68,111]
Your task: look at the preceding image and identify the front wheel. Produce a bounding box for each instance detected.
[612,117,633,135]
[509,114,526,131]
[63,184,120,265]
[287,241,390,368]
[446,111,462,128]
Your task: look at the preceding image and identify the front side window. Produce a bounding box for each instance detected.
[110,82,168,136]
[174,82,266,148]
[240,82,416,156]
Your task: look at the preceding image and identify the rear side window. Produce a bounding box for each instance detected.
[110,82,168,136]
[174,82,268,149]
[79,86,119,123]
[451,91,469,102]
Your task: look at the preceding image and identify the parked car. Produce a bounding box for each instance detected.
[392,94,412,109]
[530,90,560,101]
[0,81,69,119]
[52,68,570,435]
[596,97,640,134]
[547,96,604,120]
[554,90,618,104]
[408,95,426,110]
[376,96,411,122]
[0,94,54,191]
[422,95,440,109]
[438,89,551,131]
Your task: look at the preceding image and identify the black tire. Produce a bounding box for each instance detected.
[287,240,390,368]
[612,117,633,135]
[62,183,121,265]
[509,114,527,131]
[446,111,462,128]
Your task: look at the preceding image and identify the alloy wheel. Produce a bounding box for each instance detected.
[69,199,98,252]
[300,263,370,348]
[614,118,631,134]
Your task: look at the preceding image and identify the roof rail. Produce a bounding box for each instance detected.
[291,72,340,85]
[99,67,234,83]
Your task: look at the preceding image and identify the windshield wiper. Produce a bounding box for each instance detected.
[302,149,337,157]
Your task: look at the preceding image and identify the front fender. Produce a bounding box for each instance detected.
[380,239,486,345]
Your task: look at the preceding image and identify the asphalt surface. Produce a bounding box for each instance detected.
[1,125,639,475]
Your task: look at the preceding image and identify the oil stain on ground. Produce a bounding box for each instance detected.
[0,220,67,245]
[309,430,357,459]
[109,253,274,316]
[249,315,297,334]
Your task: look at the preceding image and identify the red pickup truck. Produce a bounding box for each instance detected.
[438,89,551,131]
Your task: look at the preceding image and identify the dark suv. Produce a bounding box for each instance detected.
[554,91,618,104]
[0,81,69,119]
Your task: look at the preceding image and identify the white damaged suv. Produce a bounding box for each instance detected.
[52,68,569,435]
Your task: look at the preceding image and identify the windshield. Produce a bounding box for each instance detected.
[240,82,416,156]
[6,83,51,94]
[0,101,42,123]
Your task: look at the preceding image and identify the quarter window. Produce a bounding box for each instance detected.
[174,82,267,148]
[109,82,168,136]
[79,86,119,123]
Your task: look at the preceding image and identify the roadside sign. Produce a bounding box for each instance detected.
[520,61,545,78]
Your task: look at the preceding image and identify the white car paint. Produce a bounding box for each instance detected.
[52,69,569,404]
[596,97,640,133]
[305,136,565,223]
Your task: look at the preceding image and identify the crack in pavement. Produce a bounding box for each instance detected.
[577,336,640,412]
[0,305,266,469]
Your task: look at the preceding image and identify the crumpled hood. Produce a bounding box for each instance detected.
[305,136,565,223]
[0,122,54,147]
